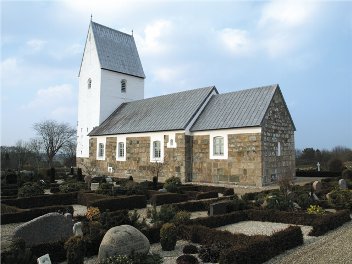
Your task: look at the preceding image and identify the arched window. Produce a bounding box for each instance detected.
[88,78,92,89]
[153,140,161,158]
[121,79,126,93]
[213,136,224,156]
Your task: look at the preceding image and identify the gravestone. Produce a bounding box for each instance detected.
[91,182,99,191]
[312,181,322,192]
[37,254,51,264]
[338,179,347,190]
[106,177,113,184]
[12,213,73,247]
[209,201,231,216]
[158,188,167,192]
[73,222,83,236]
[98,225,150,262]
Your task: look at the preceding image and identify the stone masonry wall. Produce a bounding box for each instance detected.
[192,133,262,186]
[261,89,295,185]
[77,133,189,183]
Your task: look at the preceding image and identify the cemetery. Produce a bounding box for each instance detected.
[1,170,352,264]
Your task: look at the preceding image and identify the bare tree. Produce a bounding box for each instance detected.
[81,159,100,177]
[28,138,43,174]
[33,120,76,167]
[13,140,31,171]
[61,140,77,167]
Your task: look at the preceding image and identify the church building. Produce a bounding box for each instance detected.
[76,21,296,187]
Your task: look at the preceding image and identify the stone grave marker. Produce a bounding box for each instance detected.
[209,201,231,216]
[338,179,347,190]
[91,182,99,191]
[312,181,322,192]
[98,225,150,262]
[106,177,113,183]
[12,213,73,247]
[73,222,83,236]
[37,254,51,264]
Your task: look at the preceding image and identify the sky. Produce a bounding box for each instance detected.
[1,0,351,150]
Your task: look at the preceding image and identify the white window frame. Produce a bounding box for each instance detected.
[97,137,106,160]
[121,79,127,93]
[213,136,224,156]
[116,136,126,161]
[150,134,164,162]
[210,133,228,160]
[153,141,161,158]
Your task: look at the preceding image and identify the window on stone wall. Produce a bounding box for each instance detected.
[277,141,281,156]
[153,140,161,158]
[118,142,125,158]
[213,136,224,156]
[121,79,127,93]
[98,143,104,157]
[170,139,174,146]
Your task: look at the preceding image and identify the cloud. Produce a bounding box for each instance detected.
[135,19,173,55]
[50,43,83,60]
[51,106,77,119]
[218,28,253,56]
[26,39,47,52]
[25,84,74,109]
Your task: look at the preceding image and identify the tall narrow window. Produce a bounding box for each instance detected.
[277,142,281,156]
[88,78,92,89]
[118,142,125,158]
[153,141,161,158]
[98,143,104,157]
[213,136,224,156]
[121,79,126,93]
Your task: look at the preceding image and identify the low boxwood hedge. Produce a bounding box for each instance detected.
[1,205,74,224]
[150,193,188,206]
[89,195,147,211]
[77,192,109,206]
[196,191,218,200]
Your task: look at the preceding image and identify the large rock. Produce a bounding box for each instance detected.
[12,213,73,247]
[98,225,150,262]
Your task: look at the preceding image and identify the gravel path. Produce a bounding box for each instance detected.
[265,220,352,264]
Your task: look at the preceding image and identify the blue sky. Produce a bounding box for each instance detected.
[1,0,351,150]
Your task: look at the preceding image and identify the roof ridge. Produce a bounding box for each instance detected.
[91,21,132,38]
[217,84,278,96]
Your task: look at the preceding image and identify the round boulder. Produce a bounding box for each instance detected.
[98,225,150,262]
[312,181,322,192]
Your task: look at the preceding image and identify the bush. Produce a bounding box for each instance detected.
[150,204,177,225]
[199,243,228,263]
[164,176,182,186]
[89,195,147,211]
[123,181,147,196]
[196,191,218,200]
[59,181,86,193]
[96,183,113,195]
[327,189,352,209]
[83,221,105,256]
[342,169,352,180]
[77,192,107,206]
[264,194,294,211]
[100,209,131,229]
[1,204,21,214]
[182,244,198,254]
[176,254,199,264]
[328,158,344,172]
[310,209,351,236]
[101,255,133,264]
[172,211,191,226]
[150,193,188,206]
[160,223,177,251]
[1,239,35,264]
[30,241,66,262]
[223,188,234,196]
[164,176,182,193]
[18,182,44,198]
[65,236,86,264]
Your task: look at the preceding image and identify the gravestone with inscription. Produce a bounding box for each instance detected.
[37,254,51,264]
[338,179,347,190]
[209,201,232,216]
[98,225,150,262]
[91,182,99,191]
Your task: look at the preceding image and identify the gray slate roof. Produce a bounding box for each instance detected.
[190,84,280,131]
[91,22,145,78]
[89,86,217,136]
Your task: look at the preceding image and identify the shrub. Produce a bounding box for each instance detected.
[18,182,44,198]
[59,181,86,193]
[160,223,177,251]
[198,243,228,263]
[310,209,351,236]
[1,239,34,264]
[223,188,234,196]
[96,183,113,195]
[77,168,83,181]
[327,189,352,209]
[293,191,312,209]
[164,176,182,186]
[100,209,131,229]
[182,244,198,254]
[1,204,21,214]
[264,194,294,211]
[196,191,218,200]
[123,181,147,196]
[150,204,177,225]
[86,207,100,221]
[172,211,191,226]
[342,169,352,180]
[164,176,182,193]
[176,254,199,264]
[328,158,344,172]
[83,221,105,256]
[77,192,107,206]
[150,193,188,206]
[65,236,86,264]
[307,205,325,215]
[30,241,66,262]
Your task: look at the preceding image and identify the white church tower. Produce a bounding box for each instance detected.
[77,21,145,157]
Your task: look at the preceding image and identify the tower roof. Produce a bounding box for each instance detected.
[88,21,145,78]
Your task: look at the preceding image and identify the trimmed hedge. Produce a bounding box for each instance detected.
[89,195,147,211]
[2,192,78,209]
[141,226,161,244]
[1,205,74,224]
[310,209,351,236]
[172,196,233,212]
[150,193,188,206]
[296,170,340,178]
[0,188,18,196]
[190,211,248,228]
[77,192,109,206]
[196,191,218,200]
